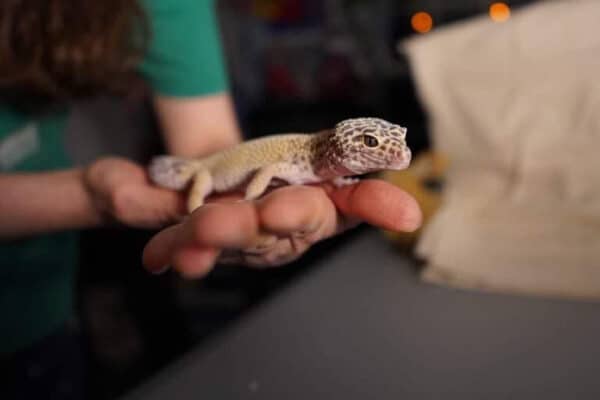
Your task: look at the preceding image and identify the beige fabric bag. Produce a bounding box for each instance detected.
[402,0,600,300]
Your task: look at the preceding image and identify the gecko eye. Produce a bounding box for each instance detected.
[362,135,379,147]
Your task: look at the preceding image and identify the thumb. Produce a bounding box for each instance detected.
[108,182,188,228]
[326,179,422,232]
[136,184,188,224]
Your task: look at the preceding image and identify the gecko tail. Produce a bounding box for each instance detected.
[148,156,197,190]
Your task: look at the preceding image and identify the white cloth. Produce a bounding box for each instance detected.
[402,0,600,300]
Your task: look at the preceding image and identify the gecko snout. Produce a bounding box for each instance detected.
[389,146,412,170]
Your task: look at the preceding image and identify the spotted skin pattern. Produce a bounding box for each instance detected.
[149,118,411,212]
[313,118,411,179]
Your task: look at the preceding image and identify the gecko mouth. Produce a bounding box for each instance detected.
[349,173,377,181]
[389,159,411,170]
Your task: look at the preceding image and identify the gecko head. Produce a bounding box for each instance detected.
[329,118,411,174]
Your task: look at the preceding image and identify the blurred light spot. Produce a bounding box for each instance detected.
[411,12,433,34]
[489,2,511,22]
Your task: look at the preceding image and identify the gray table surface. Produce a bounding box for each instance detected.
[125,229,600,400]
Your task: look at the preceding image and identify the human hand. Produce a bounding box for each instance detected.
[84,157,186,229]
[142,179,422,278]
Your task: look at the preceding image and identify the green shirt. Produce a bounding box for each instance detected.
[0,0,228,354]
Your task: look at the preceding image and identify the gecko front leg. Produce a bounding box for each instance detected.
[244,163,290,201]
[188,169,213,212]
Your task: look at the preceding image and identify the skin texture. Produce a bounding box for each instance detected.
[149,118,412,212]
[142,178,422,278]
[0,158,185,240]
[153,94,241,157]
[83,157,187,228]
[0,169,104,239]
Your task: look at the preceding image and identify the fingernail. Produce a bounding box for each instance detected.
[151,265,171,275]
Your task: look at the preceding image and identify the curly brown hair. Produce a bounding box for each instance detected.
[0,0,149,111]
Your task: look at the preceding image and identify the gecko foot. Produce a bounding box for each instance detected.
[332,176,360,187]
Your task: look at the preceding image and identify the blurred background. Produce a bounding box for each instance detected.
[59,0,600,398]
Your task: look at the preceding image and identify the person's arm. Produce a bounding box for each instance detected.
[0,158,186,240]
[153,93,241,157]
[0,169,101,239]
[139,0,241,156]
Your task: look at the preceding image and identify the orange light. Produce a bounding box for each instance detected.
[489,2,511,22]
[411,12,433,34]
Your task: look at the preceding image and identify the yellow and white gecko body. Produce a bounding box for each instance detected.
[149,118,411,212]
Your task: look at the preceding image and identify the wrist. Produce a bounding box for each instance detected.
[79,165,109,228]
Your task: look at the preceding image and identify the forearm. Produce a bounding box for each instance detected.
[153,92,242,157]
[0,169,102,239]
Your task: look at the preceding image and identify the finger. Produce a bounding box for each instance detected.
[182,201,261,248]
[94,157,147,188]
[136,185,188,218]
[142,223,181,272]
[143,202,262,276]
[109,157,187,217]
[142,224,221,277]
[112,184,187,227]
[327,179,422,232]
[143,202,259,268]
[142,222,221,277]
[172,247,220,279]
[257,185,337,238]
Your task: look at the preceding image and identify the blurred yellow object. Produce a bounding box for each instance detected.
[379,151,449,247]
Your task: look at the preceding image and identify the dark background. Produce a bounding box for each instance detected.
[72,1,540,398]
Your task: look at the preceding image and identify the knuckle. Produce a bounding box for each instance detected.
[109,186,133,219]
